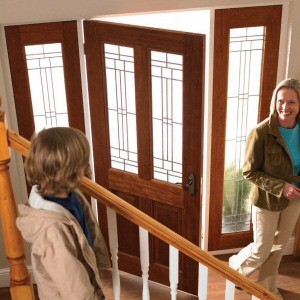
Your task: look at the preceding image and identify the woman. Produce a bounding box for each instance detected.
[229,78,300,299]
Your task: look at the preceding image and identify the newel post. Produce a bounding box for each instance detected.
[0,97,35,299]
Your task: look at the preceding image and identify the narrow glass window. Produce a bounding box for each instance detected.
[222,27,265,233]
[151,51,183,184]
[104,43,138,174]
[25,43,69,132]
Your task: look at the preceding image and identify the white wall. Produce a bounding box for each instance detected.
[0,0,290,25]
[287,0,300,79]
[0,24,31,278]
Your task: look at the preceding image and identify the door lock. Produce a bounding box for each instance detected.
[175,173,196,196]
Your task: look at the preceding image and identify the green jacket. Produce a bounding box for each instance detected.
[243,114,300,211]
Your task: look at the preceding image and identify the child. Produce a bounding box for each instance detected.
[17,127,111,300]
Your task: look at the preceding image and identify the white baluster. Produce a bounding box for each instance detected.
[198,263,208,300]
[139,227,150,300]
[169,245,179,300]
[107,207,121,300]
[225,280,235,300]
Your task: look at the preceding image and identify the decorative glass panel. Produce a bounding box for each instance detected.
[222,27,265,233]
[151,51,183,184]
[104,44,138,174]
[25,43,69,132]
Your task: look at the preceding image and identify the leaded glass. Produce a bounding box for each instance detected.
[151,51,183,184]
[104,44,138,174]
[25,43,69,132]
[222,26,265,234]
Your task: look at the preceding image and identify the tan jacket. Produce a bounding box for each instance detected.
[17,186,111,300]
[243,114,300,211]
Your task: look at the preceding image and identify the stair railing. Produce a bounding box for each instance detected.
[0,99,34,299]
[0,100,280,300]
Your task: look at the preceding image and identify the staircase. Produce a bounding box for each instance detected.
[0,98,280,300]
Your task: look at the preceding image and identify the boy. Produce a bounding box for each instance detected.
[17,127,110,300]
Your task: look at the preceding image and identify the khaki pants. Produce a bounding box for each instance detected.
[229,199,300,292]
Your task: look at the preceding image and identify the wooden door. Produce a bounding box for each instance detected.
[84,20,204,294]
[209,5,282,250]
[5,21,85,139]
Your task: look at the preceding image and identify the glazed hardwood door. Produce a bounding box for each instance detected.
[209,5,282,251]
[5,21,85,138]
[84,20,204,294]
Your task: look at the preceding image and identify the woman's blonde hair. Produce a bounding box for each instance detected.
[25,127,91,196]
[269,78,300,117]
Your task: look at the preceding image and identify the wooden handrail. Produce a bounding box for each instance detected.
[6,128,279,300]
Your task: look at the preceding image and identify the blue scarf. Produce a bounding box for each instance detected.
[44,192,93,247]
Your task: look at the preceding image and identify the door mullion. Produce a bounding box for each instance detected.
[135,47,153,180]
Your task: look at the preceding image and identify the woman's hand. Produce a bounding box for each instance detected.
[283,183,300,200]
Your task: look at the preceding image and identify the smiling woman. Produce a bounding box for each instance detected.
[276,88,300,129]
[229,78,300,300]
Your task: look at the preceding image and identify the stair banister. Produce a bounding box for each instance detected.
[107,207,121,299]
[139,227,150,300]
[7,128,279,299]
[1,104,280,299]
[0,98,35,299]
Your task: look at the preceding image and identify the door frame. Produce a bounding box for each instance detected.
[208,5,282,251]
[4,21,86,140]
[84,20,205,294]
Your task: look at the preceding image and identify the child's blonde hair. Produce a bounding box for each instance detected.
[25,127,91,196]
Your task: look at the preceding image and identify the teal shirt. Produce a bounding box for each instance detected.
[279,124,300,179]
